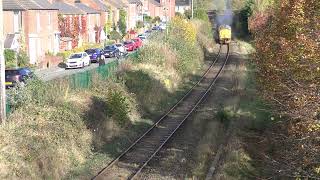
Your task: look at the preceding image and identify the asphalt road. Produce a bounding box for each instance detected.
[35,56,124,82]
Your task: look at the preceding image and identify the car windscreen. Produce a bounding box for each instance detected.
[105,46,115,50]
[123,41,132,45]
[85,49,96,54]
[115,44,122,47]
[5,70,19,76]
[70,54,82,59]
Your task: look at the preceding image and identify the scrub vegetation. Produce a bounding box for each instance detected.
[0,17,214,179]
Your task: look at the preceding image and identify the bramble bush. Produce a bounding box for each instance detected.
[250,0,320,178]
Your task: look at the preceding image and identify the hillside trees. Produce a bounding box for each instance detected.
[250,0,320,177]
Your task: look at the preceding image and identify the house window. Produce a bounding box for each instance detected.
[13,11,21,33]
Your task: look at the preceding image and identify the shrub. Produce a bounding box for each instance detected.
[136,20,144,29]
[144,15,152,24]
[152,16,161,24]
[109,30,122,41]
[106,90,131,127]
[184,9,192,19]
[17,51,29,67]
[168,16,197,45]
[194,8,209,21]
[4,49,16,68]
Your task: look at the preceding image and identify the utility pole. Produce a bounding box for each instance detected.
[0,0,6,123]
[191,0,194,19]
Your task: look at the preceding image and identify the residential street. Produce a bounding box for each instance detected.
[35,57,120,81]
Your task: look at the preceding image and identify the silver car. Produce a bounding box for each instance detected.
[115,43,127,56]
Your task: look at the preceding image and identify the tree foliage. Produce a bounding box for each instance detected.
[109,30,122,41]
[118,9,127,35]
[251,0,320,178]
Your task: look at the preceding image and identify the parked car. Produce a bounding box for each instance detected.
[5,67,33,88]
[85,48,104,63]
[152,26,162,31]
[159,23,167,30]
[132,38,143,48]
[124,41,137,51]
[104,45,120,58]
[115,43,127,55]
[138,34,147,41]
[65,52,91,69]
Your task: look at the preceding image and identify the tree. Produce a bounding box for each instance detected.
[184,9,192,19]
[136,20,144,29]
[118,9,127,36]
[109,30,122,41]
[251,0,320,177]
[152,16,161,24]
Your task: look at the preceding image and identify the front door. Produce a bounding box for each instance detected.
[29,38,36,64]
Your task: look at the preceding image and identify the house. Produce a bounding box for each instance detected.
[126,0,143,30]
[175,0,191,14]
[142,0,162,18]
[106,0,127,28]
[74,0,101,43]
[51,1,85,50]
[2,0,60,65]
[158,0,176,21]
[77,0,110,43]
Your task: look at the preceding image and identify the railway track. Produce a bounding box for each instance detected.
[93,45,230,180]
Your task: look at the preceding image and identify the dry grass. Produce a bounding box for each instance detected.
[0,104,92,179]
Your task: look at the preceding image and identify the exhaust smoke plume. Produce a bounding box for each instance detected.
[213,0,234,26]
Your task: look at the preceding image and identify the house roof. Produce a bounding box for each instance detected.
[51,1,85,15]
[92,0,110,12]
[149,0,161,7]
[107,0,127,9]
[3,0,57,11]
[128,0,143,5]
[176,0,191,6]
[75,2,100,14]
[32,0,57,9]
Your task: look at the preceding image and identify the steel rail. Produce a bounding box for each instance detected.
[130,45,230,180]
[92,45,226,180]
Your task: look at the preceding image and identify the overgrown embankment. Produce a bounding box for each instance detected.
[0,17,214,179]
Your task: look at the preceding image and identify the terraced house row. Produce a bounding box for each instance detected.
[2,0,175,66]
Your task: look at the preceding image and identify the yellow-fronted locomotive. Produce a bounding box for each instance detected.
[218,25,231,44]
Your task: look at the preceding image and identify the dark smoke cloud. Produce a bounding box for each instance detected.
[213,0,234,26]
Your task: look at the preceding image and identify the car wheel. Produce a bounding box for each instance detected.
[82,62,85,68]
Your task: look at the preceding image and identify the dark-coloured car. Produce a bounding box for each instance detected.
[85,48,105,63]
[152,26,161,31]
[103,45,120,58]
[5,68,33,88]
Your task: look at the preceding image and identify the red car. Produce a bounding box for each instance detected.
[124,41,137,51]
[132,38,143,48]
